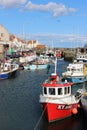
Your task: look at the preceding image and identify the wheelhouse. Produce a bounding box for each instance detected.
[42,84,71,98]
[67,64,83,74]
[42,73,72,98]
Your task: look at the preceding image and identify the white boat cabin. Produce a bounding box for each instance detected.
[76,53,87,62]
[63,61,87,76]
[42,85,71,98]
[42,73,72,98]
[0,62,16,72]
[67,63,83,74]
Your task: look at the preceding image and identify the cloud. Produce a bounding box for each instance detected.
[23,1,76,17]
[0,0,27,8]
[0,1,76,17]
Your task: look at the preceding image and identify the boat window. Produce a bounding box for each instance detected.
[64,87,70,94]
[81,68,83,71]
[58,88,63,95]
[71,68,75,72]
[68,87,70,93]
[49,88,55,95]
[44,87,47,94]
[77,69,80,72]
[67,68,70,71]
[5,64,7,67]
[64,87,67,94]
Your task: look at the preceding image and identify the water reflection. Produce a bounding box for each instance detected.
[39,116,79,130]
[39,108,87,130]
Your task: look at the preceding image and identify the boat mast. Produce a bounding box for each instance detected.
[54,57,57,74]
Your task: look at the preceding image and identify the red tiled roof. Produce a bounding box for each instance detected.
[27,40,32,44]
[27,40,37,44]
[10,34,15,41]
[36,44,46,48]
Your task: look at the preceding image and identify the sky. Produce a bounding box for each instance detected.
[0,0,87,48]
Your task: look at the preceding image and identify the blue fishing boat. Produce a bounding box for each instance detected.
[24,57,50,70]
[24,63,49,70]
[62,60,87,84]
[0,62,19,79]
[30,63,49,70]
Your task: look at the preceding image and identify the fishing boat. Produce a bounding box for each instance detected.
[81,92,87,110]
[39,58,85,122]
[76,53,87,62]
[62,60,87,84]
[24,63,49,70]
[19,50,37,64]
[0,62,19,79]
[24,58,49,70]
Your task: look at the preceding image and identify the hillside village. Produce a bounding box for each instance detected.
[0,24,47,59]
[1,24,87,62]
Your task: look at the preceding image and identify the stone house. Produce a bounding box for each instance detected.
[27,40,39,48]
[0,24,10,58]
[0,24,10,41]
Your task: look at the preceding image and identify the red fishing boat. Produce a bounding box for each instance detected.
[39,57,85,122]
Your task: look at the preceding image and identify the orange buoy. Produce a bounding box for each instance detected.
[72,108,78,114]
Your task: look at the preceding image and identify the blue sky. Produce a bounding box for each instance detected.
[0,0,87,48]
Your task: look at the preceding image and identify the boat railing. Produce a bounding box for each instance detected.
[44,79,51,84]
[75,88,86,100]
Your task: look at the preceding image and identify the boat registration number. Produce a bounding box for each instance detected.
[57,105,71,109]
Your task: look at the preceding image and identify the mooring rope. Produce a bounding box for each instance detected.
[34,103,47,130]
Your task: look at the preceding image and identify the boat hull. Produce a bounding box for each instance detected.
[24,64,48,70]
[30,64,48,70]
[41,102,78,122]
[0,73,8,79]
[0,69,18,79]
[62,76,87,84]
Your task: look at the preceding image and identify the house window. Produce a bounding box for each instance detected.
[1,33,4,37]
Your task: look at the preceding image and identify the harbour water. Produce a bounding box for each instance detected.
[0,60,87,130]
